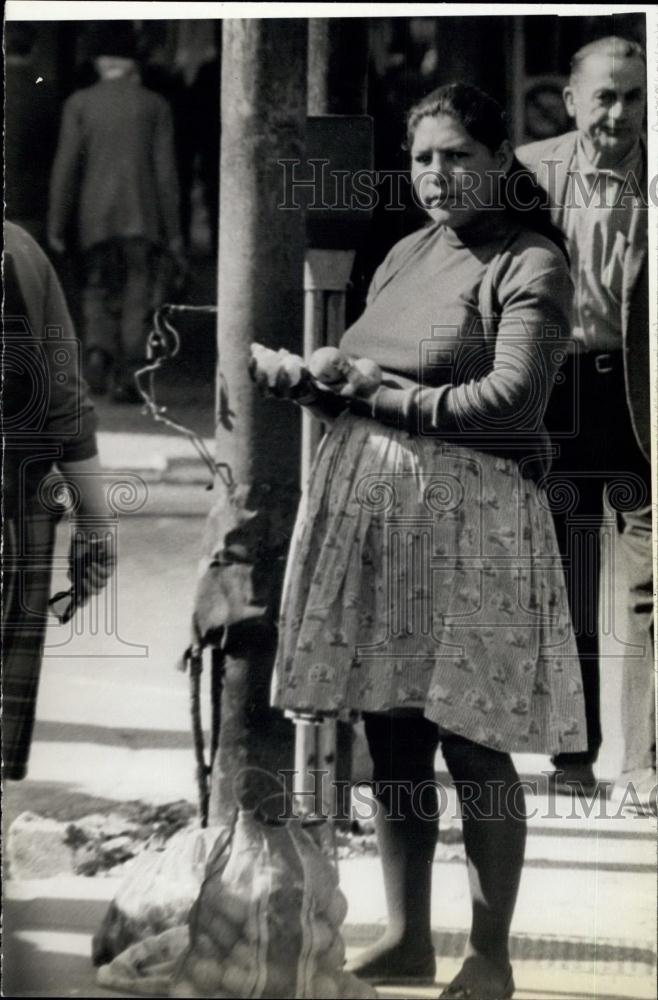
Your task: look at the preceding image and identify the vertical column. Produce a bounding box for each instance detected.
[208,19,308,825]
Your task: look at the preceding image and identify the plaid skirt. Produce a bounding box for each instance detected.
[2,498,59,780]
[272,412,588,756]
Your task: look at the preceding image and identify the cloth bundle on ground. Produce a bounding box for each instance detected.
[97,809,376,999]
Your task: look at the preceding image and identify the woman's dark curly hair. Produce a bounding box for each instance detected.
[406,83,569,263]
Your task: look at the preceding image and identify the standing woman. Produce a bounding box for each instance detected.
[252,84,586,1000]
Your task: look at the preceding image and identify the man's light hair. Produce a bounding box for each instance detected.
[570,36,646,83]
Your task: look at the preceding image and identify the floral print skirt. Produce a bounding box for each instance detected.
[272,413,588,755]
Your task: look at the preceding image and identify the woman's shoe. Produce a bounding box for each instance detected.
[438,958,514,999]
[346,944,437,985]
[439,974,514,999]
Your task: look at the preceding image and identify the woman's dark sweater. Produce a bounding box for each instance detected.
[326,215,574,478]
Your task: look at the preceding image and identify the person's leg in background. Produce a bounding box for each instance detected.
[438,736,524,1000]
[611,492,656,809]
[544,354,628,792]
[113,237,155,403]
[547,466,605,789]
[81,241,121,395]
[347,711,440,984]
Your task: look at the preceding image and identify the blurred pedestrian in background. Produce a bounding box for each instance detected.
[2,221,115,781]
[47,22,183,403]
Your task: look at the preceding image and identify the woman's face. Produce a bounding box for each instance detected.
[410,113,512,229]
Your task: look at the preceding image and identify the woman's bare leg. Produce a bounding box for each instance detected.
[441,735,526,994]
[346,712,440,983]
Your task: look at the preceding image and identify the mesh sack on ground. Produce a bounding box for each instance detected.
[97,809,375,998]
[92,826,226,967]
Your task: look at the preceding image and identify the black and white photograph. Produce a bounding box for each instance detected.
[2,3,657,998]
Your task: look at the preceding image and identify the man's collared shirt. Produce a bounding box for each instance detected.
[558,137,644,352]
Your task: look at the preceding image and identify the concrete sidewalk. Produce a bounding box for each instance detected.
[4,848,656,1000]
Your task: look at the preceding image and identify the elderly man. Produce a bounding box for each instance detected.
[517,37,653,807]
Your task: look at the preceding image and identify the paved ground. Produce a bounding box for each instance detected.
[3,415,656,999]
[4,846,656,999]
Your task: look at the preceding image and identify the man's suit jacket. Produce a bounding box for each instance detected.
[49,77,181,252]
[517,131,650,462]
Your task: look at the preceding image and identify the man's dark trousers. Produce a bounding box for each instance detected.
[546,350,653,772]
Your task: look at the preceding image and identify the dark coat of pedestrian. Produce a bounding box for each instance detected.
[48,26,182,403]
